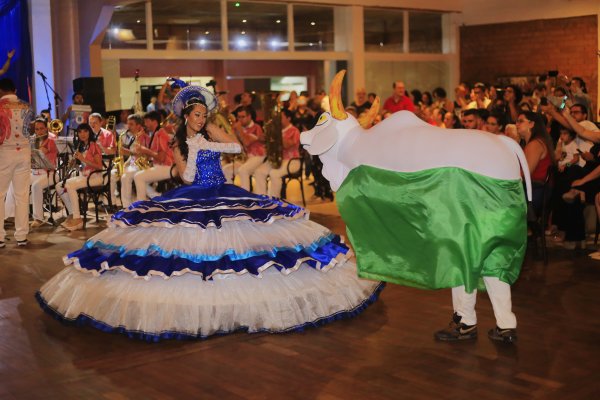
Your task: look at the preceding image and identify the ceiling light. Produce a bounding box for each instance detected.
[136,19,141,23]
[310,22,316,26]
[241,31,246,35]
[205,31,209,34]
[242,19,247,23]
[276,19,281,23]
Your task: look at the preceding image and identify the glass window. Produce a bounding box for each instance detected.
[363,8,404,53]
[102,2,147,49]
[293,5,334,51]
[408,12,442,53]
[227,1,288,51]
[152,0,221,50]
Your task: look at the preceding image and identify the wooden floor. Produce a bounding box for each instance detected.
[1,194,599,399]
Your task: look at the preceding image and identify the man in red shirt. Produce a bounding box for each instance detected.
[132,111,174,201]
[89,112,116,154]
[382,81,415,116]
[119,114,150,208]
[233,106,265,191]
[254,109,300,197]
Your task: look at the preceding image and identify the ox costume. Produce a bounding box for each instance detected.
[36,86,383,341]
[301,70,530,343]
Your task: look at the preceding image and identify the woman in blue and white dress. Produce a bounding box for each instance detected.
[36,86,383,341]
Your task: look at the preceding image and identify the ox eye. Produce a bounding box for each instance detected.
[316,113,329,126]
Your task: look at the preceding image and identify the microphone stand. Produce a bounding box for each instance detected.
[38,72,63,120]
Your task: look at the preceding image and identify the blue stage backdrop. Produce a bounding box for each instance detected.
[0,0,33,104]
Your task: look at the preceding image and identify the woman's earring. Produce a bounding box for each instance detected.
[185,118,188,125]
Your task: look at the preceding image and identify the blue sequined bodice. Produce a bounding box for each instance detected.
[193,149,226,188]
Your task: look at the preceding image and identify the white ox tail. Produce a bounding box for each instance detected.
[498,135,532,202]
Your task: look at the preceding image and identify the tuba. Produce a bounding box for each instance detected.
[261,93,282,168]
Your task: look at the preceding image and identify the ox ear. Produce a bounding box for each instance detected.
[306,129,337,155]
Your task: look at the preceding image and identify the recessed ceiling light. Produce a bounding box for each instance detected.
[310,22,316,26]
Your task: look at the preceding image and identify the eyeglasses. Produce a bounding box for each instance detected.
[516,118,529,124]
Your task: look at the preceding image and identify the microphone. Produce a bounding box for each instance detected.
[36,71,47,80]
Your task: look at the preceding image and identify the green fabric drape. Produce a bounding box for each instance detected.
[336,165,527,293]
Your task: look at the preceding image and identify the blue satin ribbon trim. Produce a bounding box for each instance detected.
[67,237,349,278]
[112,207,306,228]
[35,283,384,342]
[112,183,306,227]
[83,233,337,263]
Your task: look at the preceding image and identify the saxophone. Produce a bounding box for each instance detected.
[261,94,283,169]
[133,133,152,170]
[113,132,125,177]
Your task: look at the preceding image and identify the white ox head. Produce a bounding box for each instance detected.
[300,70,380,191]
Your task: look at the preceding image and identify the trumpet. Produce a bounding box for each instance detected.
[48,119,63,134]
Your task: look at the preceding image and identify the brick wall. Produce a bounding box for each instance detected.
[460,15,598,114]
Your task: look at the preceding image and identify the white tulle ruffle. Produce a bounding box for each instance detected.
[86,219,334,261]
[38,261,381,338]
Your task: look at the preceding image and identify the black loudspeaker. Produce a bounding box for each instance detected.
[73,77,106,114]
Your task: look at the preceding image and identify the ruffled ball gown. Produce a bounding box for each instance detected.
[36,138,383,341]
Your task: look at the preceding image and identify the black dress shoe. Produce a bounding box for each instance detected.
[17,239,28,247]
[434,312,478,341]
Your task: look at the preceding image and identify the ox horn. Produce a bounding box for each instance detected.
[358,96,380,129]
[329,70,348,120]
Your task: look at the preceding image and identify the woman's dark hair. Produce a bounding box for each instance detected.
[519,111,556,165]
[174,101,209,160]
[76,123,96,141]
[432,87,446,99]
[445,111,461,129]
[505,84,523,104]
[410,89,422,105]
[571,77,587,93]
[421,91,433,106]
[487,111,507,131]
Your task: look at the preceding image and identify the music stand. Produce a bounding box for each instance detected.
[31,149,57,226]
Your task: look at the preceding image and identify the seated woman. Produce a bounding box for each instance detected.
[55,123,104,231]
[36,86,383,341]
[516,111,555,214]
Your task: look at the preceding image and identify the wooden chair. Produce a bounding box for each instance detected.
[78,158,114,227]
[528,166,554,265]
[280,157,306,207]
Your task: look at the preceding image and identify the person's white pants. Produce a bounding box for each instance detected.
[451,277,516,329]
[120,165,141,208]
[133,164,172,201]
[30,171,54,221]
[253,159,301,197]
[237,156,265,192]
[222,159,243,184]
[56,174,104,219]
[0,148,31,242]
